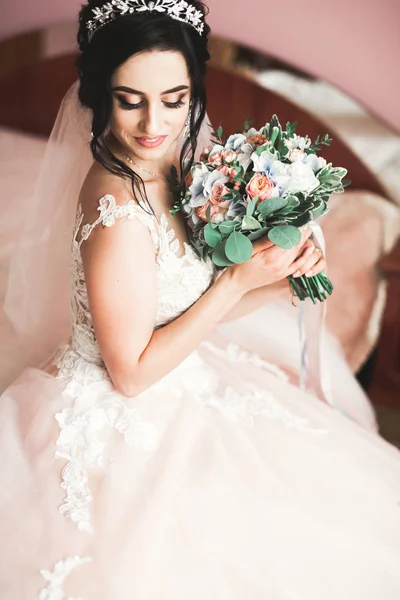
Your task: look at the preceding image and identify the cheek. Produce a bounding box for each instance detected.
[169,108,189,136]
[109,106,138,136]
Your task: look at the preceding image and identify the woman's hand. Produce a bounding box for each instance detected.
[288,239,327,279]
[226,227,314,295]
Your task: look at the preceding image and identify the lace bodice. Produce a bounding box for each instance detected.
[57,194,215,370]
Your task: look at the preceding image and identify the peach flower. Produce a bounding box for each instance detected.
[217,165,231,177]
[218,165,237,178]
[246,172,275,202]
[208,151,223,166]
[223,150,236,164]
[210,182,230,205]
[195,199,231,223]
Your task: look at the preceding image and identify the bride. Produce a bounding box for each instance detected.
[0,1,399,598]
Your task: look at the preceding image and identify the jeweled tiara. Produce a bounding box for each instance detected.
[87,0,205,41]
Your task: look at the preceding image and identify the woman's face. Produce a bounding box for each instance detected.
[110,50,191,164]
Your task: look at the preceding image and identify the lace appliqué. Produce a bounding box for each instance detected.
[55,349,159,533]
[151,346,327,435]
[79,194,158,246]
[39,555,92,600]
[203,387,328,435]
[201,341,290,382]
[53,195,215,533]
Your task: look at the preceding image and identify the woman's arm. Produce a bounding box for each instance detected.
[221,280,290,322]
[82,209,244,398]
[82,193,320,398]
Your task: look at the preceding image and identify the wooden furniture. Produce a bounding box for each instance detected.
[369,241,400,406]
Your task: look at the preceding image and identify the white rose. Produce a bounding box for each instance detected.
[288,149,307,163]
[304,154,327,172]
[287,162,320,194]
[293,135,312,151]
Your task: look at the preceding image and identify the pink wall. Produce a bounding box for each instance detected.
[1,0,399,132]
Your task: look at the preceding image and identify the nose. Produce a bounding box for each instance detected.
[141,102,162,136]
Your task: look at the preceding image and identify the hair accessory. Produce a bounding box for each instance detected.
[87,0,204,41]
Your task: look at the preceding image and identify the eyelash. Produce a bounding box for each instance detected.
[118,97,186,111]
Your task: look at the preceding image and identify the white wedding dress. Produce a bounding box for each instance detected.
[1,193,400,599]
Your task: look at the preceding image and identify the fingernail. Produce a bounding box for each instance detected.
[305,270,314,277]
[305,246,314,256]
[293,270,301,278]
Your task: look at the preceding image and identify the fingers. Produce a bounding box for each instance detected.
[288,243,326,278]
[251,236,274,256]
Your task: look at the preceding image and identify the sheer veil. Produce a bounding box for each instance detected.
[0,82,214,391]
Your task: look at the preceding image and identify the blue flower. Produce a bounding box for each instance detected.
[225,133,246,151]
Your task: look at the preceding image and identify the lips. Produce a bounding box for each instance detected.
[135,136,167,149]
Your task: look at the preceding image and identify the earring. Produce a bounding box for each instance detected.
[183,106,192,138]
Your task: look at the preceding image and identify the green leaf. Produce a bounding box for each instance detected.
[247,227,269,241]
[311,201,328,219]
[269,126,280,147]
[268,225,301,249]
[276,195,300,214]
[225,231,253,263]
[206,204,211,222]
[257,197,288,216]
[212,240,235,267]
[241,216,262,231]
[291,213,313,227]
[217,125,223,139]
[204,223,222,248]
[246,196,258,217]
[332,167,347,178]
[270,114,281,131]
[218,220,236,234]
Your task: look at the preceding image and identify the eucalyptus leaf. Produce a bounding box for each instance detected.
[204,223,222,248]
[218,220,236,234]
[247,227,269,241]
[257,197,288,216]
[241,216,262,231]
[268,225,301,249]
[212,240,235,267]
[225,231,253,263]
[246,196,258,217]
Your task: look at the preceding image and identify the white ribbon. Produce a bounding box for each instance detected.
[298,222,350,416]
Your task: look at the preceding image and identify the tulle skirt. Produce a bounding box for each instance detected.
[0,336,399,599]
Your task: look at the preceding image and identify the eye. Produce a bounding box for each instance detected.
[117,97,144,111]
[163,97,186,109]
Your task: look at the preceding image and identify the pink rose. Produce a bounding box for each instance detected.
[208,151,223,166]
[195,199,231,223]
[217,165,231,176]
[210,182,230,205]
[246,172,275,201]
[218,166,237,178]
[223,150,236,163]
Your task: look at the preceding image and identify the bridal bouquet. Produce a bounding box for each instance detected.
[174,115,350,303]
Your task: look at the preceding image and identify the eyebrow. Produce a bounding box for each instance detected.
[112,85,189,95]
